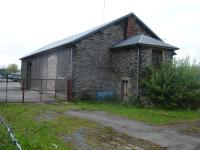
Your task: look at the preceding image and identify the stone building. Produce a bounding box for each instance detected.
[20,13,178,100]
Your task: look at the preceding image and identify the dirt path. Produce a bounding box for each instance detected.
[65,110,200,150]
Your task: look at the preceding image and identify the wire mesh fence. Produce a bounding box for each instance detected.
[0,75,68,103]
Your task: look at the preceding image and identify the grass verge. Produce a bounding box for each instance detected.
[74,101,200,125]
[0,101,200,149]
[0,102,97,150]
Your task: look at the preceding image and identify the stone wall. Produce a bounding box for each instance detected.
[72,17,159,99]
[111,46,174,97]
[139,47,173,71]
[73,18,156,97]
[163,49,173,61]
[111,48,139,96]
[139,47,152,71]
[73,21,126,98]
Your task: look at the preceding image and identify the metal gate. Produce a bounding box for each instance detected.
[0,74,68,103]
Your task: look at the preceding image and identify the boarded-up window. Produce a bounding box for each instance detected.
[152,50,162,67]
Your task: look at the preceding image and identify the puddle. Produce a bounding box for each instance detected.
[63,129,98,150]
[164,120,200,138]
[62,126,165,150]
[35,111,58,122]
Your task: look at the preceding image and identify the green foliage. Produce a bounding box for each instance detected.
[0,68,6,75]
[128,96,141,106]
[141,57,200,110]
[0,103,97,150]
[1,102,199,149]
[6,64,18,74]
[75,101,200,125]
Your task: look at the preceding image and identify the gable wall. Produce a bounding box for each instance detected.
[72,16,153,99]
[73,21,125,98]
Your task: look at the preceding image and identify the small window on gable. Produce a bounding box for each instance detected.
[152,50,162,67]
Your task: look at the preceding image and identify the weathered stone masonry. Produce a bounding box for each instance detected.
[72,17,155,98]
[73,21,125,98]
[21,13,178,100]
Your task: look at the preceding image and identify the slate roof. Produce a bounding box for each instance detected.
[111,34,179,50]
[21,12,162,59]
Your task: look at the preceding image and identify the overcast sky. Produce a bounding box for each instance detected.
[0,0,200,68]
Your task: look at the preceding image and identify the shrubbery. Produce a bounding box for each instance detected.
[141,57,200,110]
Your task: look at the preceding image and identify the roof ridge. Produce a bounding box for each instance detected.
[21,12,162,59]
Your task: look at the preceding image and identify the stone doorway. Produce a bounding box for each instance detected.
[121,80,128,101]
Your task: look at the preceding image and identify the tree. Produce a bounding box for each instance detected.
[6,64,18,74]
[0,68,6,75]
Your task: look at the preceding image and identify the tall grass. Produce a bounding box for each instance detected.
[141,57,200,110]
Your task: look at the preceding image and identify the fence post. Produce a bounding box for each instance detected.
[5,74,8,102]
[22,79,25,103]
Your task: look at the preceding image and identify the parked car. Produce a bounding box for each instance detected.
[8,73,21,82]
[0,74,6,79]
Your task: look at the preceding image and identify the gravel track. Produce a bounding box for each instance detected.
[65,110,200,150]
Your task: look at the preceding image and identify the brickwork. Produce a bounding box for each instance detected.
[126,16,136,38]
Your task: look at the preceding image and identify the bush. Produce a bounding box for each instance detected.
[128,96,141,106]
[141,57,200,110]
